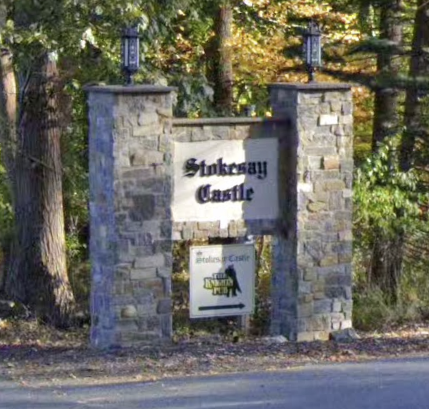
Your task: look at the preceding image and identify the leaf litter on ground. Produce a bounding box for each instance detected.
[1,318,429,387]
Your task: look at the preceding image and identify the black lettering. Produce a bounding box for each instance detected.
[231,184,239,201]
[204,278,214,289]
[247,162,257,175]
[238,183,245,201]
[228,163,237,175]
[218,158,229,175]
[197,184,211,203]
[207,163,217,176]
[212,189,222,202]
[222,189,231,202]
[246,187,254,201]
[186,158,268,179]
[200,160,207,176]
[257,162,268,179]
[213,287,228,295]
[237,163,246,174]
[196,183,255,203]
[184,158,199,177]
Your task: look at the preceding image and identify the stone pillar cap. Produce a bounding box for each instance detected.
[269,82,352,91]
[84,84,178,94]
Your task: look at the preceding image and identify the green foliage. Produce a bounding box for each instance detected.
[172,74,217,118]
[400,262,429,320]
[354,142,372,165]
[249,237,272,336]
[353,135,429,321]
[61,88,91,313]
[353,287,394,330]
[354,136,425,246]
[0,156,13,251]
[353,265,429,331]
[353,91,374,165]
[0,153,12,290]
[352,246,429,331]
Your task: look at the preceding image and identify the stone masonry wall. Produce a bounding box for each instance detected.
[87,83,353,347]
[87,85,175,348]
[269,83,353,341]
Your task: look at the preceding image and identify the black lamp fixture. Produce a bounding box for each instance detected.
[303,21,322,83]
[121,26,140,85]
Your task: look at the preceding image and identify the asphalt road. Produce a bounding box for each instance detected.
[2,357,429,409]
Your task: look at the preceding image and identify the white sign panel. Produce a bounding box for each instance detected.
[172,139,278,222]
[190,244,255,318]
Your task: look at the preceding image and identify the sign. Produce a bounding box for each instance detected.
[190,244,255,318]
[172,139,278,222]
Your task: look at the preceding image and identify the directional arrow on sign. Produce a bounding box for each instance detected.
[199,303,245,311]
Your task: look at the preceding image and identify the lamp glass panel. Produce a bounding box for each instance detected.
[122,37,129,68]
[310,36,321,66]
[128,38,139,70]
[306,36,312,64]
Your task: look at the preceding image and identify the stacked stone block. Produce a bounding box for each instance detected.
[173,117,258,142]
[87,85,175,348]
[269,83,353,341]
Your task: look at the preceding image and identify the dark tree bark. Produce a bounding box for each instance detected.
[372,0,404,150]
[0,50,17,170]
[5,53,75,326]
[400,0,429,170]
[0,0,75,326]
[0,3,17,292]
[358,0,375,36]
[370,0,405,302]
[369,232,404,302]
[0,2,16,176]
[206,1,234,115]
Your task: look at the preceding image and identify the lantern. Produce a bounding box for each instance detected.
[121,27,140,85]
[303,21,322,83]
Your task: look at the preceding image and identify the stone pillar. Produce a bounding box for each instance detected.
[86,85,175,348]
[269,83,353,342]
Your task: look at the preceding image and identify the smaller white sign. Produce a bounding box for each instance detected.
[190,244,255,318]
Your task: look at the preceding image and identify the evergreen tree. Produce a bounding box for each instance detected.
[400,0,429,171]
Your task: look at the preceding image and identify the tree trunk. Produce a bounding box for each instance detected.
[358,1,375,36]
[0,50,17,166]
[370,0,405,301]
[0,2,16,177]
[400,0,429,170]
[0,3,17,293]
[370,234,404,302]
[372,0,404,150]
[207,1,234,115]
[5,53,75,327]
